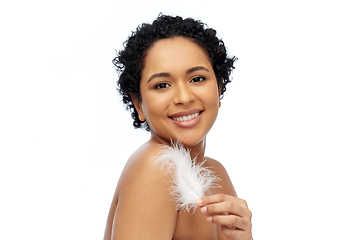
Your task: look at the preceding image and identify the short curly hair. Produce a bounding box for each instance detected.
[113,14,237,131]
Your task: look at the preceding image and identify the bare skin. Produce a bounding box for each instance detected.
[104,137,252,240]
[104,37,252,239]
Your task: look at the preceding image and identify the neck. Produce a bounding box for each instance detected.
[187,138,206,164]
[148,135,207,163]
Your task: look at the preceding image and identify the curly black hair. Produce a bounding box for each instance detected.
[113,14,237,131]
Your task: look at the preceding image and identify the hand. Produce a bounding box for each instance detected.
[196,194,252,240]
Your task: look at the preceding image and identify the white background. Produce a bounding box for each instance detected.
[1,0,359,239]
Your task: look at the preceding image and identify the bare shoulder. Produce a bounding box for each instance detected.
[119,143,167,186]
[204,157,237,197]
[106,143,178,240]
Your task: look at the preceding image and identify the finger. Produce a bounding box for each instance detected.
[198,195,252,220]
[220,225,252,240]
[200,201,243,217]
[196,194,231,207]
[208,215,252,232]
[197,194,249,208]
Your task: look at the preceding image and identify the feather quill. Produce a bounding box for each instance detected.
[156,142,220,212]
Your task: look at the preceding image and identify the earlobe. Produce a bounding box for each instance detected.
[130,93,146,121]
[218,91,222,108]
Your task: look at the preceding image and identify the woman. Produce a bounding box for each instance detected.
[104,14,253,240]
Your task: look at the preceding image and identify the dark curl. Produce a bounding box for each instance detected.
[113,14,237,131]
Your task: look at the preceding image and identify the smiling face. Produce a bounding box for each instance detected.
[132,37,221,147]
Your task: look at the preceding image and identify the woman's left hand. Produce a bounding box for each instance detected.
[196,194,252,240]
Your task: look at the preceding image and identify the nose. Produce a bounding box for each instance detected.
[173,82,194,105]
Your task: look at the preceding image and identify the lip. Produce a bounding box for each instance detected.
[169,109,203,118]
[169,109,203,128]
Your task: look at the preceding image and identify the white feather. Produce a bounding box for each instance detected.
[156,142,220,212]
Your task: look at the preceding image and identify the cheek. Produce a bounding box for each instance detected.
[141,93,167,117]
[201,85,221,107]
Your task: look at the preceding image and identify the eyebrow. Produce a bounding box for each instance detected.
[186,66,210,74]
[147,66,210,83]
[147,72,171,83]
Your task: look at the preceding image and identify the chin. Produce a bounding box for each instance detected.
[172,135,206,148]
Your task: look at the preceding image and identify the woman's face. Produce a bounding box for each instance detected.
[132,37,221,147]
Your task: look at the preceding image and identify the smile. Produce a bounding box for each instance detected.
[172,112,200,122]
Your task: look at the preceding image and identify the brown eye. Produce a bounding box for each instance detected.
[190,76,206,83]
[155,83,170,89]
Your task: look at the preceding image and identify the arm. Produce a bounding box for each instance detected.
[110,146,178,240]
[197,159,253,240]
[197,194,252,240]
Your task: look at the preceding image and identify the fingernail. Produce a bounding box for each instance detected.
[207,216,212,222]
[201,206,207,213]
[196,199,203,205]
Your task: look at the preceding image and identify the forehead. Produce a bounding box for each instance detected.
[142,37,212,76]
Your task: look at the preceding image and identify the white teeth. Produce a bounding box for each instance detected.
[172,112,200,122]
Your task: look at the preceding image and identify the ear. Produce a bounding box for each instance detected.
[130,93,146,121]
[218,87,222,108]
